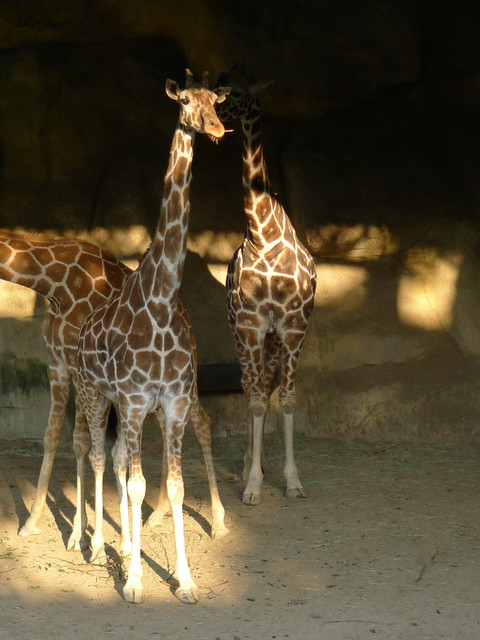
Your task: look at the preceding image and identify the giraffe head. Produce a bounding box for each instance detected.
[166,69,230,141]
[214,63,273,122]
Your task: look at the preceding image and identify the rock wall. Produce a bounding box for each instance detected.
[1,1,480,442]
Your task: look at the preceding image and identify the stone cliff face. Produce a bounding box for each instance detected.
[1,1,480,441]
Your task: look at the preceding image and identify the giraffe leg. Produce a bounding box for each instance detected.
[81,396,110,559]
[112,429,132,557]
[146,410,171,529]
[242,402,267,505]
[119,408,148,604]
[280,344,306,499]
[123,467,146,604]
[282,407,305,498]
[67,394,91,551]
[189,396,228,538]
[164,400,199,604]
[19,364,70,537]
[242,404,255,481]
[233,328,269,505]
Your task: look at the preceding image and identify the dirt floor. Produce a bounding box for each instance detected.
[1,427,480,640]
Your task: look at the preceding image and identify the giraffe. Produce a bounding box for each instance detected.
[0,231,129,547]
[214,65,317,505]
[0,230,228,549]
[76,70,229,604]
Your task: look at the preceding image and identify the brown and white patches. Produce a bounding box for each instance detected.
[216,66,316,505]
[74,73,228,604]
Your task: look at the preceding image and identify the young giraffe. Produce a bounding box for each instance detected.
[76,70,229,604]
[215,65,316,505]
[0,230,227,548]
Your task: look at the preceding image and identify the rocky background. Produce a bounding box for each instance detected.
[1,0,480,442]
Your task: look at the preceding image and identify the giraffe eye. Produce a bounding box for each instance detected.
[181,97,190,105]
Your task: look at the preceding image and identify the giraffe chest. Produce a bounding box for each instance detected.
[79,302,194,407]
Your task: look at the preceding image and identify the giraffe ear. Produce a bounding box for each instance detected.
[214,86,231,104]
[165,79,180,101]
[251,79,274,95]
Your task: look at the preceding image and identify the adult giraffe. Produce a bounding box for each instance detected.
[215,65,316,505]
[0,231,129,546]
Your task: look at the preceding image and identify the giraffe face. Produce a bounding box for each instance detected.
[166,75,230,141]
[214,64,272,123]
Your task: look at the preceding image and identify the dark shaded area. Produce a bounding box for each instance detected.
[1,1,480,441]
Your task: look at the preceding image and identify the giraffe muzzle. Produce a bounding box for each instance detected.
[203,117,226,141]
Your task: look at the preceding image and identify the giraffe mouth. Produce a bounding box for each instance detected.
[208,128,234,143]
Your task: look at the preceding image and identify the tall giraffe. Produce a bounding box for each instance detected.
[215,65,316,505]
[76,70,229,604]
[0,231,227,548]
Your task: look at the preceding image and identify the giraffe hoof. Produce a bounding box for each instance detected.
[285,486,306,499]
[211,523,229,540]
[242,491,261,506]
[119,540,132,558]
[146,506,170,530]
[175,583,199,604]
[123,582,145,604]
[67,533,88,552]
[18,520,40,537]
[89,541,106,561]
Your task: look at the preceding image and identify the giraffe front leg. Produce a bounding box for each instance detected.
[165,417,199,604]
[123,473,146,604]
[112,431,132,557]
[86,448,106,560]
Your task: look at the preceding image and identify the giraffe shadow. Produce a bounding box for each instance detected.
[11,484,32,534]
[142,500,214,538]
[11,481,196,600]
[43,490,125,561]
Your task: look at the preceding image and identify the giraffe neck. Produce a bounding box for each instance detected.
[240,101,293,253]
[0,237,55,299]
[134,123,195,305]
[0,234,130,315]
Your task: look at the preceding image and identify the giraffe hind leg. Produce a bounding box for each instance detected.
[280,344,306,499]
[146,410,171,529]
[19,368,70,537]
[112,426,132,557]
[242,400,267,505]
[189,395,228,538]
[66,396,92,551]
[282,407,306,499]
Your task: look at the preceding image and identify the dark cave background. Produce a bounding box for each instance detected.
[1,0,480,442]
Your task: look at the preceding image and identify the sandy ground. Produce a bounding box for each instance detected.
[1,427,480,640]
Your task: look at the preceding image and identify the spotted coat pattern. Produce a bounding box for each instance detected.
[0,231,129,544]
[0,229,227,557]
[216,66,316,505]
[76,71,229,604]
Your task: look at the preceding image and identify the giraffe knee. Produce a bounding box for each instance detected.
[280,397,296,414]
[128,476,146,504]
[250,400,267,417]
[73,433,90,458]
